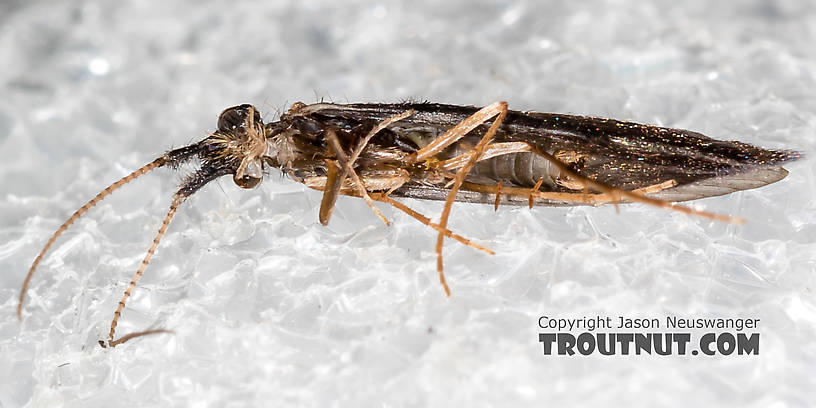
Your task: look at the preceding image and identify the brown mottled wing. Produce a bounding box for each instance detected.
[296,102,799,205]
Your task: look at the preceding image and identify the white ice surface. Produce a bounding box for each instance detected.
[1,1,816,406]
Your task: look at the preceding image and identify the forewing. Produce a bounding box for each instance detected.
[296,103,798,206]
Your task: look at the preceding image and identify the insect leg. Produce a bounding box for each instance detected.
[428,137,738,222]
[436,142,533,171]
[529,178,545,209]
[304,171,410,194]
[523,145,743,223]
[408,102,508,163]
[307,174,489,252]
[320,110,414,226]
[370,193,494,255]
[494,181,502,211]
[323,130,392,226]
[346,110,415,169]
[434,102,509,296]
[434,141,531,212]
[460,180,678,205]
[318,157,344,225]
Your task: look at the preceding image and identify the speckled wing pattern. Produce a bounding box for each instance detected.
[298,103,798,205]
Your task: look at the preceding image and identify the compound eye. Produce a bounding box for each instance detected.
[233,173,262,189]
[217,104,263,133]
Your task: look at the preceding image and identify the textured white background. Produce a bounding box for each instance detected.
[1,0,815,406]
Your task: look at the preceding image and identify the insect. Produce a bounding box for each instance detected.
[18,101,798,348]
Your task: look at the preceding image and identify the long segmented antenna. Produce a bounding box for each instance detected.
[18,143,201,320]
[17,157,166,320]
[106,193,184,347]
[100,165,228,347]
[99,328,174,348]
